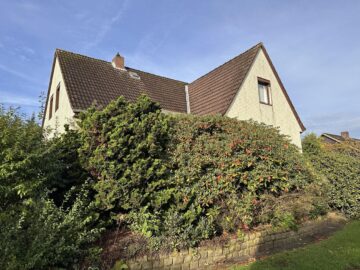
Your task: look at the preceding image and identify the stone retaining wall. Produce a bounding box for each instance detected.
[114,213,346,270]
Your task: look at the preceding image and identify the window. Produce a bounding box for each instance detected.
[55,84,60,111]
[49,95,53,120]
[258,78,272,105]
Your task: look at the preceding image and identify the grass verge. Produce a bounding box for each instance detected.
[232,221,360,270]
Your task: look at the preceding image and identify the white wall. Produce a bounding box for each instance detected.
[43,57,75,138]
[226,49,303,149]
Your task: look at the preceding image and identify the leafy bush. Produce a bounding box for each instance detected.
[256,183,329,230]
[0,107,103,270]
[0,107,44,210]
[78,95,171,215]
[45,127,90,205]
[303,134,360,218]
[0,99,333,269]
[161,115,320,246]
[0,106,89,210]
[0,181,104,270]
[78,97,321,250]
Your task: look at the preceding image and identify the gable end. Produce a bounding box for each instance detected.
[259,45,305,132]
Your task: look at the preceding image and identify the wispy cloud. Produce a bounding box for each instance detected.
[74,11,88,21]
[0,63,44,86]
[126,15,187,77]
[16,2,41,12]
[0,91,38,107]
[16,46,36,61]
[22,46,35,55]
[136,15,186,57]
[84,0,129,51]
[304,112,360,137]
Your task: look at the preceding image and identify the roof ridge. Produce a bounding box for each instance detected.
[323,132,359,141]
[56,48,110,64]
[127,67,188,85]
[190,42,263,85]
[56,48,188,85]
[323,133,337,136]
[322,133,343,141]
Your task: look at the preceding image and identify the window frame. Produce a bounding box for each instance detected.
[55,83,60,111]
[257,77,272,106]
[49,95,53,120]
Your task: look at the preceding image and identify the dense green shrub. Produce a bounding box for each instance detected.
[45,127,90,205]
[0,181,103,270]
[78,95,171,215]
[78,97,321,250]
[159,115,320,247]
[0,107,44,210]
[0,107,103,270]
[303,134,360,218]
[0,106,89,210]
[0,99,334,269]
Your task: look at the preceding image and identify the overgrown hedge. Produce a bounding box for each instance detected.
[159,115,322,249]
[0,106,103,270]
[78,96,322,251]
[303,134,360,218]
[1,97,357,269]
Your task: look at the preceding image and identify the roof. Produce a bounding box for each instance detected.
[188,43,260,116]
[321,133,360,143]
[43,43,305,132]
[188,43,305,131]
[55,49,188,113]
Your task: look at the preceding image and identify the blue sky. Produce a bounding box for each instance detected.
[0,0,359,137]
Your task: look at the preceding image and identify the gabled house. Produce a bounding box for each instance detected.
[42,43,305,148]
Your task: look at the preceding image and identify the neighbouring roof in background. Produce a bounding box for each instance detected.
[56,49,188,113]
[321,133,360,142]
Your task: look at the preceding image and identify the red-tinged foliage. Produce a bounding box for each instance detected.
[163,114,322,243]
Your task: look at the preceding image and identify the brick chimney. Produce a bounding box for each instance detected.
[112,53,125,69]
[341,131,350,139]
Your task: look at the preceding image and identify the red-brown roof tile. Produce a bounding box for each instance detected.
[56,49,187,113]
[188,43,305,131]
[188,43,260,116]
[44,43,304,132]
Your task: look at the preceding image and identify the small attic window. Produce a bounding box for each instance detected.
[55,84,60,111]
[258,78,272,105]
[49,95,53,120]
[129,71,140,80]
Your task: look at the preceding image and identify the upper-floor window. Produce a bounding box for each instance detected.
[49,95,53,120]
[258,78,272,105]
[55,84,60,111]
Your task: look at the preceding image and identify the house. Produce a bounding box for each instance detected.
[321,131,360,144]
[42,43,305,148]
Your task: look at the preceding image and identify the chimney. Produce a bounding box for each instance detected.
[341,131,350,139]
[112,53,125,69]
